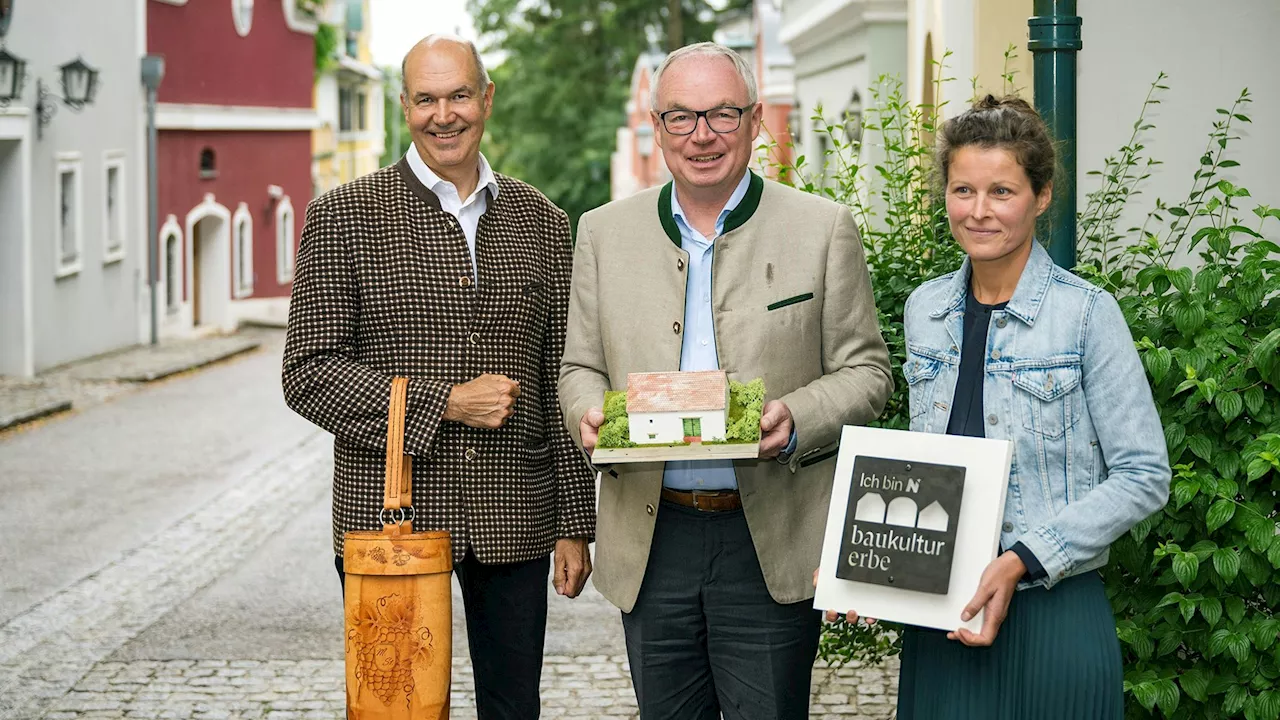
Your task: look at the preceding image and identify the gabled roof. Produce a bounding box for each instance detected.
[627,370,728,413]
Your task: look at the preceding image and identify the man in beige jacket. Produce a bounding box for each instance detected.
[559,42,892,719]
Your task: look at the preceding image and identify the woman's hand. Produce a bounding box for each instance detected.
[947,552,1026,646]
[813,568,876,625]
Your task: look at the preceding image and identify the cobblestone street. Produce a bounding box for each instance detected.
[42,655,896,719]
[0,331,898,719]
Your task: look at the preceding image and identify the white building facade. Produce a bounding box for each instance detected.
[780,0,908,189]
[0,0,146,377]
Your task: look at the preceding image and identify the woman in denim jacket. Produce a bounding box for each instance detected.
[834,96,1171,718]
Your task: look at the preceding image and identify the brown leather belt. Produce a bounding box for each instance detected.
[660,488,743,512]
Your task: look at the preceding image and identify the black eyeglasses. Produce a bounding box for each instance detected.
[657,105,753,136]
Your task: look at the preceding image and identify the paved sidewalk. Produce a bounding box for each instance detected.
[0,383,73,432]
[54,334,261,383]
[0,331,264,433]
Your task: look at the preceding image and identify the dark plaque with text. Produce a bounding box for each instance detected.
[835,455,965,594]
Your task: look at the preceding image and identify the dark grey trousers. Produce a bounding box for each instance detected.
[621,500,822,720]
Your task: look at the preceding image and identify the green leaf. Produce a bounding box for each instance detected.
[1132,679,1159,711]
[1244,386,1265,416]
[1206,499,1236,532]
[1144,347,1173,383]
[1173,300,1207,335]
[1155,677,1181,715]
[1165,422,1187,450]
[1179,596,1196,623]
[1256,689,1280,720]
[1173,478,1199,508]
[1250,619,1280,651]
[1189,435,1215,463]
[1226,684,1249,713]
[1217,391,1244,422]
[1201,595,1223,627]
[1216,452,1241,480]
[1214,547,1241,583]
[1256,328,1280,364]
[1169,266,1194,294]
[1226,596,1246,625]
[1180,668,1210,702]
[1229,632,1251,663]
[1248,458,1274,482]
[1210,628,1233,657]
[1173,551,1201,587]
[1247,518,1277,553]
[1270,536,1280,569]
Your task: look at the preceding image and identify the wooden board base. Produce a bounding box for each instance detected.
[592,442,760,464]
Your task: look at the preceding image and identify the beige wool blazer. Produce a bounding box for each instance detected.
[559,174,893,612]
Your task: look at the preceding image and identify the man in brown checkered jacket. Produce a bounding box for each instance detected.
[282,35,596,719]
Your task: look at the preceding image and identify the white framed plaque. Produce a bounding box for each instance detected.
[814,426,1013,633]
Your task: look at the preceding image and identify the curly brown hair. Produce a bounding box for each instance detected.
[935,94,1058,196]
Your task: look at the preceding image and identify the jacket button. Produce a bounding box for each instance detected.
[988,414,999,426]
[996,317,1007,328]
[460,276,472,288]
[645,503,655,515]
[1002,522,1014,532]
[991,349,1002,361]
[677,258,685,271]
[469,332,481,345]
[673,321,682,334]
[464,448,478,461]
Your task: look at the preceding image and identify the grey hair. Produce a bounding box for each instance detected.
[649,42,758,111]
[400,35,491,99]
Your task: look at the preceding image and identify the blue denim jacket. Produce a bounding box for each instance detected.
[902,242,1171,588]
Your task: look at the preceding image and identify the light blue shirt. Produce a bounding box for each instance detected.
[663,171,774,491]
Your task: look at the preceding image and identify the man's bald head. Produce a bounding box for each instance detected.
[401,34,490,98]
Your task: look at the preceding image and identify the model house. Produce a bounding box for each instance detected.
[627,370,729,445]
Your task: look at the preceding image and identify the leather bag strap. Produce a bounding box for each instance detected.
[383,377,413,534]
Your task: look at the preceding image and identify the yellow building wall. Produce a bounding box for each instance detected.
[974,0,1035,100]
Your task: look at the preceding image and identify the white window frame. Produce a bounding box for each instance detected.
[102,151,127,264]
[281,0,319,34]
[159,214,184,314]
[232,202,254,298]
[232,0,254,37]
[275,195,296,284]
[54,152,84,279]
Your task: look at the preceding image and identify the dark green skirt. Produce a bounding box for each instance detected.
[897,571,1123,720]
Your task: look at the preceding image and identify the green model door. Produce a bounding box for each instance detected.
[682,417,702,440]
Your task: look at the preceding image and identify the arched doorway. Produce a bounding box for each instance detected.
[184,194,232,332]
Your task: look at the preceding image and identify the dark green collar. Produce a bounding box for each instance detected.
[657,171,764,247]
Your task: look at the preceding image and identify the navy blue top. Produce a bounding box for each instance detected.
[948,284,1047,582]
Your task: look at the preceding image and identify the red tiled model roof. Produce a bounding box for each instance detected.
[627,370,728,413]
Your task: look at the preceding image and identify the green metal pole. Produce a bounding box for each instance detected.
[1028,0,1081,269]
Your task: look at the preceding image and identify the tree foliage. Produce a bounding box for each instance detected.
[466,0,742,228]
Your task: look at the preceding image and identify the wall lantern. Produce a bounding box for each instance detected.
[843,89,863,145]
[36,55,100,139]
[636,123,654,158]
[0,45,25,107]
[787,102,802,146]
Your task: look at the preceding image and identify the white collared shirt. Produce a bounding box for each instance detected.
[405,145,500,278]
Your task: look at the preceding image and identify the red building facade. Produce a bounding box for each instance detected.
[149,0,318,333]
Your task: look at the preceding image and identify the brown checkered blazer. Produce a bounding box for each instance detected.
[282,157,596,565]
